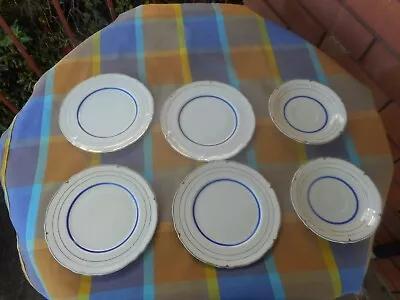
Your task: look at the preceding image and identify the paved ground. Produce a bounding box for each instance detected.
[0,199,43,300]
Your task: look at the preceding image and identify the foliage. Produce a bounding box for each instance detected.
[0,0,242,130]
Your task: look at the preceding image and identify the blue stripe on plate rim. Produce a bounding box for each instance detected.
[192,178,261,246]
[178,95,238,147]
[283,95,328,134]
[66,182,139,253]
[307,175,359,225]
[76,87,139,139]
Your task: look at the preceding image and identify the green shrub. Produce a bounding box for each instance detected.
[0,0,242,130]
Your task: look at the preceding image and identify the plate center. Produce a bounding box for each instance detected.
[284,96,328,133]
[77,87,138,138]
[193,179,260,246]
[307,176,358,225]
[179,96,237,146]
[67,183,138,253]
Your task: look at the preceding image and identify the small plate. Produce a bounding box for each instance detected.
[269,80,347,144]
[173,161,281,268]
[59,74,154,153]
[291,158,382,243]
[44,165,157,275]
[161,81,255,161]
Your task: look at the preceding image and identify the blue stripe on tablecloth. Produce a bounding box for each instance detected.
[247,144,286,299]
[213,4,240,89]
[306,42,367,296]
[26,69,55,299]
[135,7,146,85]
[265,256,286,300]
[135,7,154,300]
[306,43,360,166]
[306,43,327,84]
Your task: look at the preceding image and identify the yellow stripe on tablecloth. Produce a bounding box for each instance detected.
[90,30,101,168]
[257,14,310,164]
[16,238,36,288]
[77,35,101,295]
[92,32,101,75]
[257,16,282,85]
[296,143,307,163]
[1,118,15,211]
[91,153,101,166]
[318,239,342,298]
[174,5,192,83]
[78,276,92,300]
[1,119,36,288]
[205,265,220,300]
[79,113,101,299]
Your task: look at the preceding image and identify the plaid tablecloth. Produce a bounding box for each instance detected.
[0,4,394,300]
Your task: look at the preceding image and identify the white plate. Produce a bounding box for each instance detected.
[44,165,157,275]
[172,161,281,268]
[161,81,255,161]
[59,74,154,153]
[269,80,347,144]
[291,158,382,243]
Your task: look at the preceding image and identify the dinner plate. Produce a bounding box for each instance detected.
[161,81,255,161]
[44,165,157,275]
[59,74,154,153]
[269,80,347,144]
[291,158,382,243]
[172,161,281,268]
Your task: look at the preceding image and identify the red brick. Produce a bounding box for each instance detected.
[329,8,374,60]
[244,0,287,27]
[382,202,400,240]
[380,102,400,146]
[299,0,342,30]
[346,0,400,53]
[372,259,400,292]
[267,0,325,44]
[301,0,374,59]
[365,79,392,111]
[395,163,400,184]
[319,36,390,110]
[361,42,400,102]
[387,179,400,210]
[389,137,400,161]
[374,225,395,245]
[320,35,365,80]
[393,256,400,269]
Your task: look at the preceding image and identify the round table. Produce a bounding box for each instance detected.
[0,3,393,299]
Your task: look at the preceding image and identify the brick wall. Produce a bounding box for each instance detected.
[245,0,400,295]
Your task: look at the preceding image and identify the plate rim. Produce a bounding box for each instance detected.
[172,161,281,268]
[290,157,382,243]
[269,79,347,145]
[44,164,158,275]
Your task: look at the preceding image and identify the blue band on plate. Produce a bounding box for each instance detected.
[307,176,359,225]
[178,95,238,147]
[283,95,328,133]
[66,182,139,253]
[77,87,138,138]
[192,178,261,246]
